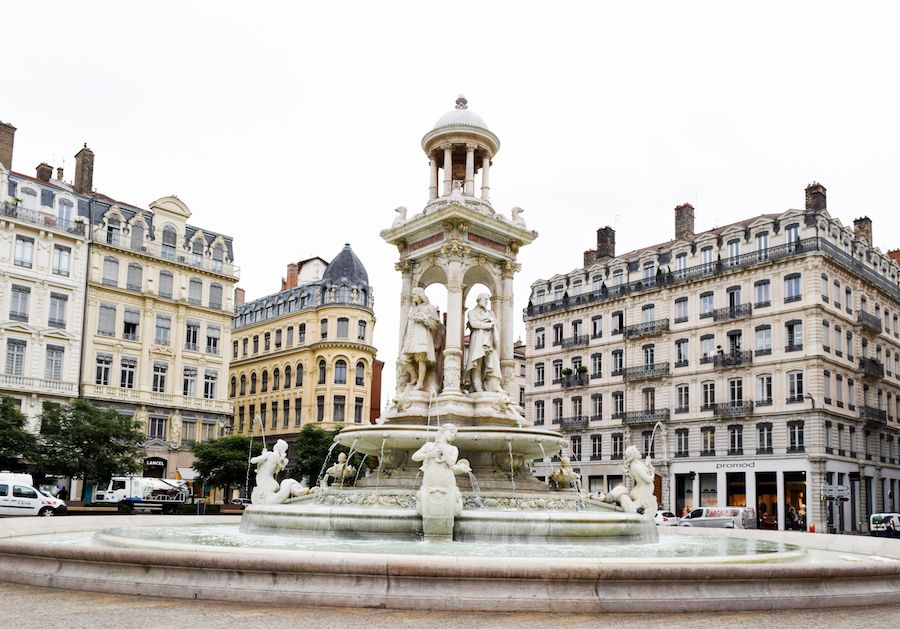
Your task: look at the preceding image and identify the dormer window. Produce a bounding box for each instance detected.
[192,239,205,265]
[162,226,177,260]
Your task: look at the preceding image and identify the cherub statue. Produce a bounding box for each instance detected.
[597,446,657,514]
[325,452,356,486]
[550,456,579,490]
[392,206,407,228]
[510,207,526,228]
[411,423,471,534]
[250,439,303,505]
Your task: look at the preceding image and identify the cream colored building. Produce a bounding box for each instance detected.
[525,183,900,533]
[230,246,379,455]
[81,194,238,479]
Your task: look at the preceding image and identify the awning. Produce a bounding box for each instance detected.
[176,467,199,481]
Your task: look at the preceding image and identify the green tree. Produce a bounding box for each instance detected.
[192,435,262,496]
[289,424,367,486]
[0,395,38,471]
[39,399,145,483]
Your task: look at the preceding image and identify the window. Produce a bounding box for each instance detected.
[337,318,349,338]
[728,377,743,403]
[534,400,545,425]
[729,425,743,454]
[591,393,602,419]
[553,323,564,344]
[700,335,715,361]
[757,374,772,405]
[571,396,583,418]
[788,421,805,452]
[846,287,854,314]
[45,345,64,381]
[612,350,623,375]
[785,320,803,351]
[755,232,769,259]
[643,344,655,367]
[264,332,271,351]
[149,417,167,440]
[206,326,220,354]
[822,320,830,352]
[298,324,306,343]
[14,236,33,268]
[357,321,367,341]
[591,434,602,460]
[162,226,177,260]
[354,397,364,423]
[784,273,802,302]
[552,398,563,422]
[701,427,715,455]
[726,239,740,266]
[204,370,217,399]
[612,391,624,418]
[786,224,799,249]
[701,246,713,270]
[52,245,71,276]
[821,274,829,301]
[9,286,29,322]
[188,279,202,305]
[116,356,136,389]
[675,339,689,366]
[318,360,326,384]
[612,433,624,460]
[320,318,328,339]
[296,364,304,387]
[535,327,546,348]
[787,371,804,403]
[98,303,116,336]
[847,331,854,360]
[676,429,689,457]
[701,381,716,410]
[754,326,771,356]
[611,312,623,335]
[848,378,856,410]
[552,359,563,382]
[591,353,601,378]
[283,365,293,388]
[675,252,688,276]
[118,309,139,340]
[124,263,142,292]
[316,395,325,421]
[95,353,112,385]
[261,370,269,392]
[700,292,714,318]
[209,284,223,309]
[153,362,167,393]
[356,362,365,386]
[676,384,689,412]
[674,298,688,323]
[155,315,171,345]
[642,305,655,323]
[184,320,199,351]
[335,360,347,384]
[102,256,119,286]
[252,335,259,354]
[754,280,770,307]
[294,398,303,425]
[191,239,205,266]
[183,367,197,397]
[591,316,602,338]
[534,362,545,386]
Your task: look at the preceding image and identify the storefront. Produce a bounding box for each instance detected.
[669,458,810,531]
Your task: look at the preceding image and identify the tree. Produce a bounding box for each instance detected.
[192,435,262,497]
[290,424,341,486]
[0,395,37,471]
[39,399,145,483]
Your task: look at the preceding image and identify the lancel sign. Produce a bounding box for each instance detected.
[716,462,756,469]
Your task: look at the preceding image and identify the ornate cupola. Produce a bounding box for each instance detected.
[421,95,500,211]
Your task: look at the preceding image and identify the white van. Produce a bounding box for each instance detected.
[679,506,756,529]
[870,513,900,538]
[0,472,68,517]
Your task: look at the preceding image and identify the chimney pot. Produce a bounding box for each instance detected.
[596,226,616,259]
[805,182,827,211]
[74,144,94,194]
[0,121,15,172]
[674,203,695,241]
[854,217,873,248]
[583,249,598,267]
[36,162,52,181]
[888,249,900,263]
[234,287,245,306]
[56,166,64,181]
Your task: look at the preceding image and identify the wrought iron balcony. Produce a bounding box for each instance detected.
[713,401,754,418]
[97,228,240,278]
[622,408,670,426]
[859,356,885,379]
[860,405,887,424]
[623,318,670,339]
[623,362,670,381]
[560,335,589,348]
[857,311,882,335]
[558,416,588,432]
[714,350,753,368]
[561,372,589,389]
[713,304,752,322]
[2,202,87,237]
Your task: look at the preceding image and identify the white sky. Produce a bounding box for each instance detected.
[4,1,900,405]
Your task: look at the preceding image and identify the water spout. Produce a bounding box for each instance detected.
[537,441,549,485]
[507,439,516,492]
[353,455,368,486]
[315,442,339,489]
[466,471,483,508]
[376,437,387,486]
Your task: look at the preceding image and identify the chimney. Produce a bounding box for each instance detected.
[888,250,900,263]
[583,249,598,267]
[36,162,53,181]
[805,182,827,211]
[596,226,616,259]
[234,287,245,306]
[74,144,94,194]
[56,166,64,181]
[282,263,299,290]
[0,121,15,172]
[854,217,873,247]
[674,203,695,241]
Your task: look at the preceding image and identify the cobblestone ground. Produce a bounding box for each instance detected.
[1,582,898,629]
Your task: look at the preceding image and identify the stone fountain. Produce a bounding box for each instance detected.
[240,96,656,543]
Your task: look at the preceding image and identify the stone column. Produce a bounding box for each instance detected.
[716,472,727,507]
[691,473,700,511]
[499,263,516,397]
[443,260,464,393]
[480,154,491,201]
[442,145,453,197]
[428,157,439,201]
[776,470,785,531]
[464,144,476,195]
[396,260,414,356]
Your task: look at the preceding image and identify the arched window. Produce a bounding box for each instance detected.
[337,285,351,302]
[356,361,365,386]
[105,215,120,244]
[273,368,280,390]
[261,369,269,392]
[58,199,73,222]
[358,289,367,306]
[162,226,177,260]
[192,238,205,265]
[250,372,257,394]
[240,374,247,395]
[334,360,347,384]
[130,222,145,250]
[318,360,326,384]
[212,244,225,272]
[296,363,303,387]
[284,365,292,388]
[230,376,237,397]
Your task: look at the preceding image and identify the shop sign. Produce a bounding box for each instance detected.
[144,457,166,469]
[822,484,850,500]
[716,462,756,469]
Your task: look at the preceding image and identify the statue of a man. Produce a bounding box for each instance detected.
[464,293,503,393]
[400,287,442,392]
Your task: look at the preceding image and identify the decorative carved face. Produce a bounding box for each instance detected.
[411,287,427,305]
[336,452,347,463]
[439,423,458,441]
[476,293,490,308]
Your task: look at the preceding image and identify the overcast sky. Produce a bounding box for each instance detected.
[4,1,900,405]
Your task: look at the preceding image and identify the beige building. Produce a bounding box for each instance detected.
[230,246,380,460]
[525,183,900,533]
[81,191,238,481]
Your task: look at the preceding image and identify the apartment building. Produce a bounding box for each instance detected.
[525,183,900,533]
[230,246,381,451]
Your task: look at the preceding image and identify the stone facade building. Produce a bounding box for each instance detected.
[525,183,900,533]
[229,246,381,451]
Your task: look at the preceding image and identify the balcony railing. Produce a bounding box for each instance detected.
[0,373,77,396]
[561,373,589,389]
[558,416,588,432]
[623,318,670,339]
[712,304,752,322]
[623,362,670,381]
[859,356,885,379]
[97,228,240,278]
[860,405,887,424]
[560,335,589,348]
[713,401,754,418]
[714,350,753,368]
[83,383,233,414]
[2,202,87,237]
[857,311,883,335]
[623,408,670,425]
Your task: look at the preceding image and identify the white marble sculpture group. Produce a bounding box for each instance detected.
[411,423,471,539]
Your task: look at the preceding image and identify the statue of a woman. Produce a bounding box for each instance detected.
[400,287,443,392]
[250,439,302,505]
[411,423,471,537]
[597,445,657,514]
[464,293,503,392]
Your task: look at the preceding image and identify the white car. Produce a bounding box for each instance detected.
[654,510,680,526]
[0,473,68,516]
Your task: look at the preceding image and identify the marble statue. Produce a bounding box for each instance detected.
[464,293,503,393]
[597,446,657,514]
[411,423,471,538]
[399,287,444,393]
[510,207,526,228]
[325,452,356,486]
[250,439,303,505]
[392,206,407,228]
[549,457,579,490]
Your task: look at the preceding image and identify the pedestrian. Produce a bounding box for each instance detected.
[56,485,69,501]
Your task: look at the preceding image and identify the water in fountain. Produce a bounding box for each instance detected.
[375,437,386,486]
[353,455,368,486]
[537,441,549,485]
[466,471,483,508]
[507,439,516,492]
[315,442,339,488]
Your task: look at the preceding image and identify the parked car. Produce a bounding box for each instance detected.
[870,513,900,537]
[679,507,756,529]
[654,510,680,526]
[229,498,252,508]
[0,472,68,517]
